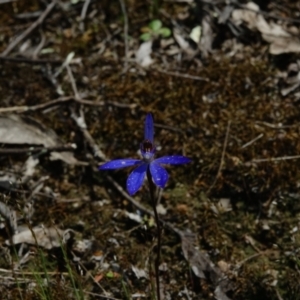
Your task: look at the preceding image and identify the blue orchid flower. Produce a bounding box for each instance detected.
[99,113,191,195]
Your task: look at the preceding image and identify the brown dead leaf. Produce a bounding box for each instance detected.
[5,226,73,250]
[178,230,235,300]
[0,115,83,165]
[231,2,300,55]
[94,273,104,282]
[176,204,189,214]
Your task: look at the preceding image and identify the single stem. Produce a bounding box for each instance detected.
[151,0,160,17]
[147,169,161,300]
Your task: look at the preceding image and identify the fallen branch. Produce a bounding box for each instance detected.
[0,96,137,114]
[0,145,75,155]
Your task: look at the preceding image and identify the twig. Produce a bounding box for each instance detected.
[274,288,284,300]
[79,0,91,32]
[155,68,209,81]
[0,0,18,4]
[207,120,231,194]
[32,30,46,58]
[164,0,193,2]
[0,268,68,275]
[80,289,121,300]
[0,96,136,114]
[249,155,300,163]
[70,250,108,295]
[66,64,80,99]
[255,121,300,129]
[70,107,107,160]
[183,286,192,300]
[1,0,57,56]
[0,145,75,154]
[106,175,154,216]
[241,133,263,149]
[80,290,121,300]
[118,0,129,72]
[154,123,184,134]
[235,250,276,269]
[0,56,62,65]
[236,253,264,269]
[66,64,107,160]
[55,197,90,203]
[0,97,73,113]
[54,52,75,78]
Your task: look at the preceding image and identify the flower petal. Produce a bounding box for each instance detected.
[154,155,191,165]
[144,113,154,143]
[149,162,169,188]
[126,163,148,195]
[99,159,141,170]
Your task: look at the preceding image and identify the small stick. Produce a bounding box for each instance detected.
[0,268,68,275]
[0,56,62,64]
[155,68,209,81]
[255,121,299,129]
[70,107,106,160]
[250,155,300,163]
[79,0,91,31]
[66,64,80,99]
[1,0,57,56]
[66,59,107,160]
[32,30,46,58]
[154,123,184,134]
[241,133,263,149]
[275,288,284,300]
[106,175,153,216]
[0,97,73,113]
[118,0,129,72]
[0,97,137,114]
[0,145,75,154]
[70,250,107,295]
[0,0,18,4]
[236,253,264,269]
[207,120,231,194]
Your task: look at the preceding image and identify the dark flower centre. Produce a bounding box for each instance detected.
[142,139,153,152]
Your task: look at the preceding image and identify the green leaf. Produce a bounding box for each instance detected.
[158,27,171,38]
[140,32,152,41]
[149,19,162,32]
[106,271,114,278]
